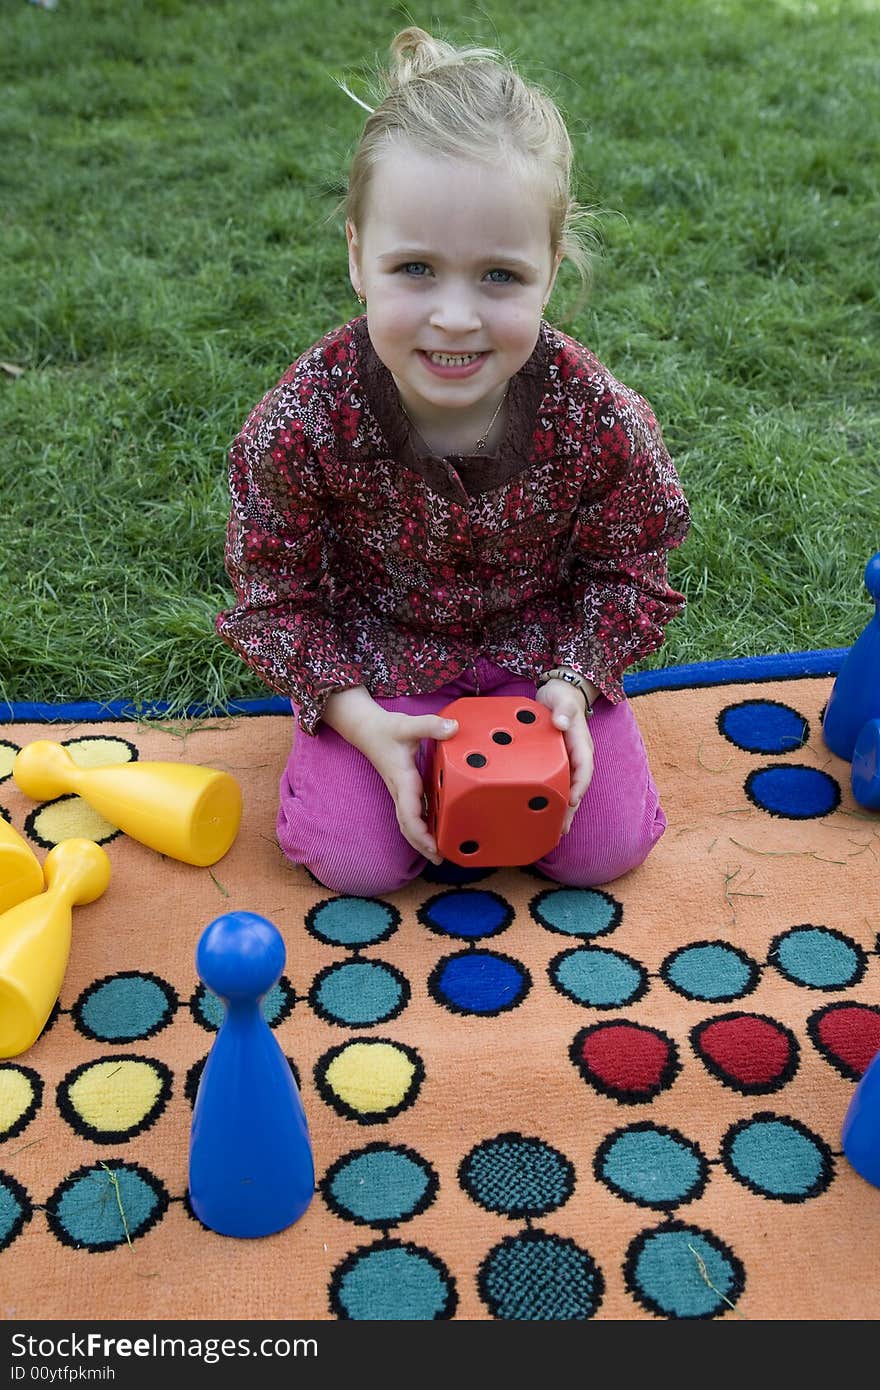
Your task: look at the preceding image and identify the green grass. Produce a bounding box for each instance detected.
[1,0,878,711]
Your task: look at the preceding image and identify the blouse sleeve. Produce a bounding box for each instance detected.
[215,399,364,734]
[552,386,691,701]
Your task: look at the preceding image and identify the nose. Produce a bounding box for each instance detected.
[428,285,481,336]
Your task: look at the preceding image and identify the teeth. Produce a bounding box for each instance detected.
[428,352,480,366]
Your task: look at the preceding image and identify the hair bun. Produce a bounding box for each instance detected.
[388,26,464,86]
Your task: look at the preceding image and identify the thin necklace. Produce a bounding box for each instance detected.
[399,385,509,456]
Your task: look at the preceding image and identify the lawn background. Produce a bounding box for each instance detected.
[1,0,878,712]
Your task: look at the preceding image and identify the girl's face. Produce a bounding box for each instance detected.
[347,141,562,432]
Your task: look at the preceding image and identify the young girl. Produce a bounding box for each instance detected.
[216,27,690,898]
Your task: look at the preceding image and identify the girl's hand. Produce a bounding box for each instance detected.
[535,680,595,833]
[353,707,459,864]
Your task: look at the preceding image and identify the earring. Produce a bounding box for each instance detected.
[356,291,365,306]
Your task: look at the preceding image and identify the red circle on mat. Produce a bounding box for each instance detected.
[571,1021,680,1103]
[691,1012,798,1094]
[808,1002,880,1080]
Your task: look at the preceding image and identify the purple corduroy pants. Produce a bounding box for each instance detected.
[277,659,666,897]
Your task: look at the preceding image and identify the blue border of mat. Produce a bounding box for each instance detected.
[0,648,847,724]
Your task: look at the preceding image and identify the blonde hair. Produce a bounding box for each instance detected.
[336,27,598,312]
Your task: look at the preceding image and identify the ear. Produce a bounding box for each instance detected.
[346,219,362,298]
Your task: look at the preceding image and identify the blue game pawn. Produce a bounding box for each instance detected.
[842,1046,880,1187]
[823,552,880,761]
[189,911,315,1238]
[851,719,880,810]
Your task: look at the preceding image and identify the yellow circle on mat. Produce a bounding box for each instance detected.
[64,1060,164,1134]
[65,738,134,770]
[323,1041,417,1116]
[0,743,18,781]
[0,1067,38,1137]
[31,799,117,845]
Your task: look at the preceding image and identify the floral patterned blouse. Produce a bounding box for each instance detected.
[216,315,690,734]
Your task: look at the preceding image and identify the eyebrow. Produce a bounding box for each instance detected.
[379,248,540,275]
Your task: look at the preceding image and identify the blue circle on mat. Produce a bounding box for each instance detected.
[771,926,864,990]
[418,890,513,940]
[307,898,399,947]
[530,888,622,939]
[550,947,646,1008]
[430,951,530,1015]
[662,943,759,1002]
[626,1224,743,1319]
[0,1173,29,1250]
[46,1164,168,1251]
[196,980,289,1031]
[719,701,808,753]
[74,973,177,1042]
[324,1146,437,1227]
[310,960,408,1026]
[332,1242,456,1319]
[721,1115,833,1200]
[596,1126,707,1209]
[459,1135,574,1217]
[478,1231,604,1320]
[745,764,840,819]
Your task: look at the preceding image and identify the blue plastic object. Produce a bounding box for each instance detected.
[188,911,315,1237]
[842,1046,880,1187]
[851,718,880,810]
[823,553,880,761]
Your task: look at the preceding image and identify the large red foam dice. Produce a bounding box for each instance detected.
[426,696,570,867]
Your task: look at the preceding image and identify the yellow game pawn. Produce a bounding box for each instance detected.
[0,837,111,1059]
[13,741,242,867]
[0,819,44,914]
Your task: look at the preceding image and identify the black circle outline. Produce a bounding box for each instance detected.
[529,885,623,940]
[623,1220,745,1320]
[0,1062,43,1142]
[549,944,649,1011]
[417,887,515,942]
[594,1122,710,1211]
[458,1131,575,1218]
[716,699,809,754]
[329,1237,458,1320]
[320,1142,439,1229]
[744,763,841,820]
[660,940,760,1003]
[768,923,868,992]
[45,1160,170,1251]
[308,958,411,1029]
[719,1110,835,1203]
[477,1228,605,1321]
[56,1055,173,1144]
[570,1020,681,1104]
[314,1037,425,1126]
[71,970,179,1043]
[427,948,532,1018]
[690,1011,800,1095]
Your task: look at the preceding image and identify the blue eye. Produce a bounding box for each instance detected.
[486,269,517,284]
[400,262,430,276]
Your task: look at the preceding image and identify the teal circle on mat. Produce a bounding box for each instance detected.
[478,1231,603,1320]
[0,1174,28,1250]
[530,888,621,938]
[550,947,646,1007]
[662,943,758,1002]
[197,980,289,1031]
[324,1146,436,1226]
[626,1225,742,1318]
[331,1242,455,1319]
[311,961,407,1026]
[596,1126,706,1209]
[74,973,176,1042]
[46,1164,168,1251]
[721,1115,832,1200]
[772,926,864,989]
[459,1134,574,1217]
[308,898,399,947]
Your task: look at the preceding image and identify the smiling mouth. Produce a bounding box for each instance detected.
[421,351,486,366]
